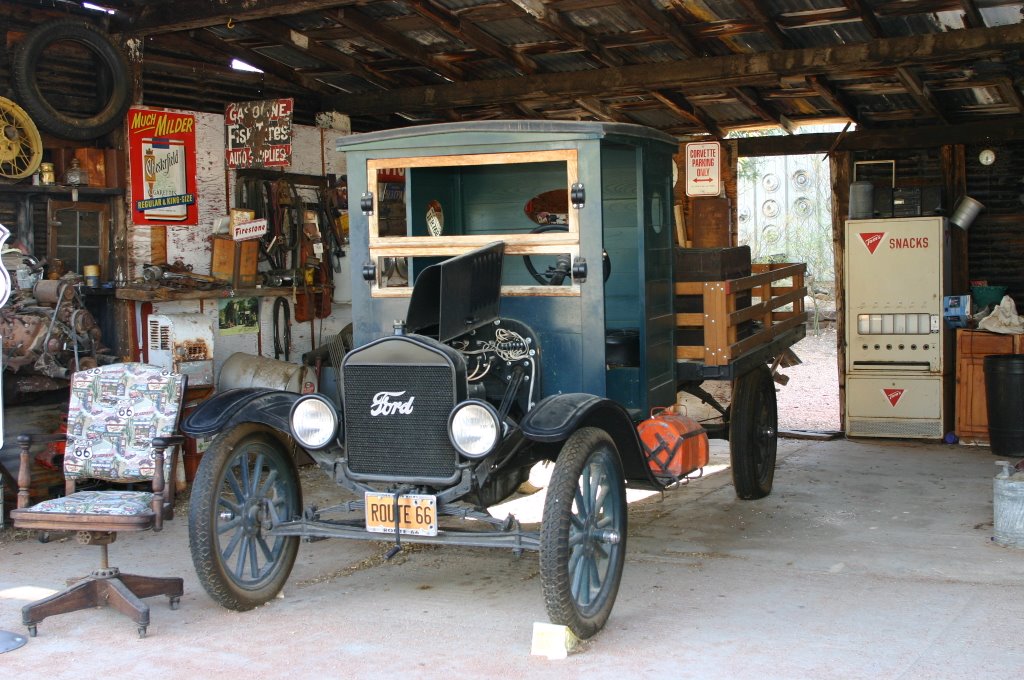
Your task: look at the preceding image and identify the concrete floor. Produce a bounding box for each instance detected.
[2,427,1023,679]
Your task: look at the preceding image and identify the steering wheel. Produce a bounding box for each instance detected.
[523,225,611,286]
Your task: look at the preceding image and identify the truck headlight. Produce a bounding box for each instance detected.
[448,400,500,459]
[290,395,339,450]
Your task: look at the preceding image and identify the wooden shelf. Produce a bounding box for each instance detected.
[0,184,123,198]
[115,285,326,302]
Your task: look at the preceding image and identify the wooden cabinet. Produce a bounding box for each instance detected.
[955,329,1024,444]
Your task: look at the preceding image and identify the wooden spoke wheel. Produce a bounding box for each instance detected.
[0,97,43,181]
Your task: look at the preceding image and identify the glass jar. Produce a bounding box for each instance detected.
[64,158,89,186]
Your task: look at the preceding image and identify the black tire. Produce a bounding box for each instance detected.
[12,20,131,140]
[540,427,627,639]
[729,364,778,500]
[189,424,301,611]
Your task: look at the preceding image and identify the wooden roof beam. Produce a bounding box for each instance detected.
[737,0,856,126]
[896,66,950,124]
[616,0,703,58]
[738,117,1024,156]
[122,0,350,36]
[144,35,312,94]
[844,0,885,37]
[242,19,398,90]
[329,22,1024,115]
[959,0,986,28]
[808,75,859,122]
[649,90,728,138]
[188,28,337,95]
[574,97,632,123]
[995,76,1024,113]
[846,2,949,124]
[506,0,623,67]
[405,0,539,75]
[333,7,465,82]
[736,0,790,49]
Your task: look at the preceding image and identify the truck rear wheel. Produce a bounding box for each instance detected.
[189,424,301,610]
[729,364,778,499]
[540,427,626,639]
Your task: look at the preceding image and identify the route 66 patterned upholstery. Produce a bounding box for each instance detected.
[16,363,185,519]
[11,363,187,637]
[64,363,183,483]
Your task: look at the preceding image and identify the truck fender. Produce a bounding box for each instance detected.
[519,393,656,485]
[181,388,306,438]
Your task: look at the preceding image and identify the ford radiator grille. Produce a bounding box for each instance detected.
[343,363,459,481]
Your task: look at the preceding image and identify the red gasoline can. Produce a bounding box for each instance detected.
[637,409,709,481]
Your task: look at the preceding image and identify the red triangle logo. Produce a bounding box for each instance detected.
[860,232,886,254]
[883,388,905,407]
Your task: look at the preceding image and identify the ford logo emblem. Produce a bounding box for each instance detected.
[370,390,416,416]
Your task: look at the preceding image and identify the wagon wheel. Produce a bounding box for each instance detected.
[189,424,301,610]
[540,427,626,639]
[0,97,43,181]
[729,363,778,499]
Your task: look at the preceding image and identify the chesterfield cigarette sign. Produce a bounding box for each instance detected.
[127,107,198,226]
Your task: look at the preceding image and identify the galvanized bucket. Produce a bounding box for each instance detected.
[993,461,1024,548]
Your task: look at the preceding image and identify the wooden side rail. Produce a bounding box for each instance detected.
[675,262,808,366]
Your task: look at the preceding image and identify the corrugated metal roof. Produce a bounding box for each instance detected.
[35,0,1024,135]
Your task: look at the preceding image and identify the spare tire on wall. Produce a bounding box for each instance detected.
[12,20,131,141]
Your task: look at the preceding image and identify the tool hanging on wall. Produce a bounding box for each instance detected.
[294,208,333,322]
[272,296,291,361]
[319,181,348,274]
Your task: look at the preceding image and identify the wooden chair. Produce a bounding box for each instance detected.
[11,363,187,638]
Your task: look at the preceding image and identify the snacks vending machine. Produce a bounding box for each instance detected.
[845,216,953,438]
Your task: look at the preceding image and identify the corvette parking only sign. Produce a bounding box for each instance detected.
[684,141,721,197]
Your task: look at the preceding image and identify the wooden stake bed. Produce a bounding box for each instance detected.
[675,262,809,382]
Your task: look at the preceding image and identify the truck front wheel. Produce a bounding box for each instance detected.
[540,427,627,639]
[189,424,301,610]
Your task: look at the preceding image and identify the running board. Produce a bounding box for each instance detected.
[268,517,541,552]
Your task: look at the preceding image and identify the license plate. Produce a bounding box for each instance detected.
[365,492,438,536]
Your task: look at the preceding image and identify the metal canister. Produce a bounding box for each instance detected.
[39,162,55,185]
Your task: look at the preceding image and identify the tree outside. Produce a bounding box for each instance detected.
[734,130,836,290]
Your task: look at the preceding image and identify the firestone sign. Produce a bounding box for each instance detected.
[684,141,721,197]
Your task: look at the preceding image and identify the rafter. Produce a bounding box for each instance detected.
[959,0,986,28]
[334,7,465,82]
[242,19,398,90]
[405,0,539,75]
[145,34,309,94]
[574,97,631,123]
[327,23,1024,116]
[123,0,351,35]
[648,90,727,138]
[895,66,950,124]
[616,0,703,58]
[506,0,622,67]
[188,28,337,95]
[846,0,949,124]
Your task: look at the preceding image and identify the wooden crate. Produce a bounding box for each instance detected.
[211,236,259,287]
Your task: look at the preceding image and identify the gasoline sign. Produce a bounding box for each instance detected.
[684,141,721,197]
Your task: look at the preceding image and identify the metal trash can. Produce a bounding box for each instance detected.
[984,354,1024,456]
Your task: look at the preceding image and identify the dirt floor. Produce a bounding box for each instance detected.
[776,325,841,432]
[2,438,1023,679]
